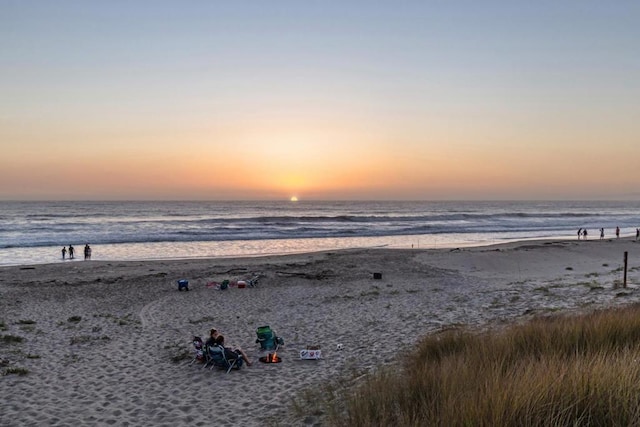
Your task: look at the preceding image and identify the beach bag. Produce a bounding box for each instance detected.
[220,280,229,290]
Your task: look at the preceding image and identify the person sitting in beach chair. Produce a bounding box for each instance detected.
[204,328,219,347]
[206,335,251,372]
[200,329,220,370]
[255,325,284,351]
[207,344,241,373]
[217,335,252,366]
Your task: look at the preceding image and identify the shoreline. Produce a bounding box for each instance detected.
[2,232,632,268]
[2,238,639,425]
[0,232,589,268]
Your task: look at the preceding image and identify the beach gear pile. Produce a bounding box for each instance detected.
[206,274,261,290]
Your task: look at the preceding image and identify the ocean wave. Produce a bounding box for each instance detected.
[2,200,639,251]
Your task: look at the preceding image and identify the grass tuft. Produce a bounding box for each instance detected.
[171,349,191,363]
[311,303,640,426]
[1,334,24,343]
[3,367,29,376]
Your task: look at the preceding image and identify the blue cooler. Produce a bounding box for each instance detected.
[177,279,189,291]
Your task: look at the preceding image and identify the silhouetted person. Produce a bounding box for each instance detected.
[577,228,582,240]
[582,229,588,240]
[61,247,67,260]
[68,245,75,259]
[84,244,91,260]
[616,227,620,239]
[600,228,604,240]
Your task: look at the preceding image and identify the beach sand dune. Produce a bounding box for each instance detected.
[1,240,639,426]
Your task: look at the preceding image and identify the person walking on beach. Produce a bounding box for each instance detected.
[600,228,604,239]
[636,228,639,241]
[84,244,92,260]
[582,229,588,240]
[616,227,620,239]
[68,245,75,259]
[61,246,67,260]
[577,228,582,240]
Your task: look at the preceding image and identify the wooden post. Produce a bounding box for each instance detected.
[623,251,628,288]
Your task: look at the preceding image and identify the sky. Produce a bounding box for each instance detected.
[1,1,639,201]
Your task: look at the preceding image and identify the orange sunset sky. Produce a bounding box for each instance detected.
[1,2,639,201]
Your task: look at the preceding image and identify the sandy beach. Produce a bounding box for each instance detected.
[2,237,640,426]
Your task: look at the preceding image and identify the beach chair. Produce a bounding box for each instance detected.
[207,345,242,373]
[245,274,261,287]
[189,336,205,366]
[255,325,284,351]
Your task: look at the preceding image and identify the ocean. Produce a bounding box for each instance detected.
[0,200,638,266]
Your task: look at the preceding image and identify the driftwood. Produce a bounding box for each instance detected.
[209,268,248,275]
[275,270,333,280]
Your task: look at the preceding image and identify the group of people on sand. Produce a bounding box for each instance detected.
[61,244,92,260]
[205,328,252,366]
[577,226,640,241]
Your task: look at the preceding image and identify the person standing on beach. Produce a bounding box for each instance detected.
[577,228,582,240]
[583,229,588,240]
[68,245,74,259]
[61,247,67,260]
[616,227,620,239]
[600,228,604,239]
[84,244,92,260]
[636,228,639,240]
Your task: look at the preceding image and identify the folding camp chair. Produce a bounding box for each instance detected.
[255,325,284,351]
[207,345,242,373]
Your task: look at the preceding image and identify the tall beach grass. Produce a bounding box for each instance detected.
[322,304,640,426]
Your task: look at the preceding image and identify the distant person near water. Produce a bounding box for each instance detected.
[636,228,639,240]
[61,246,67,260]
[582,229,588,240]
[84,244,92,260]
[616,227,620,239]
[577,228,582,240]
[68,245,75,259]
[600,228,604,239]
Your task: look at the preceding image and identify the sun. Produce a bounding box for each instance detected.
[290,196,299,202]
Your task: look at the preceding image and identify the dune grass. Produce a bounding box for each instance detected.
[323,303,640,426]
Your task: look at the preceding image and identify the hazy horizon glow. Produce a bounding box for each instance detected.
[2,1,639,201]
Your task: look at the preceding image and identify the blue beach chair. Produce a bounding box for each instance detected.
[206,345,243,373]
